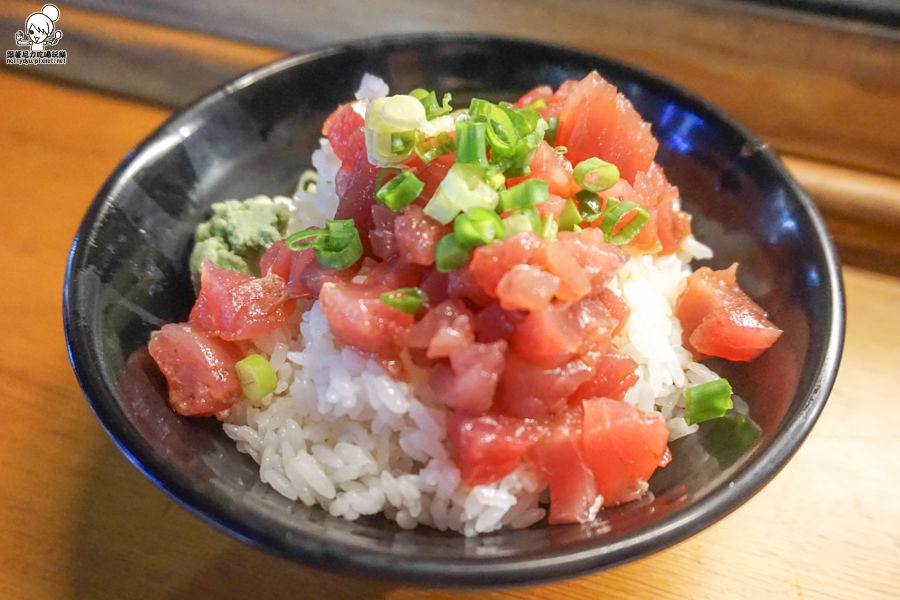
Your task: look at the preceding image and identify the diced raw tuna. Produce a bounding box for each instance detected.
[531,405,599,524]
[393,204,448,266]
[364,257,429,291]
[596,288,631,337]
[469,232,547,298]
[496,264,559,312]
[497,351,599,419]
[259,239,291,280]
[370,203,399,260]
[318,281,414,356]
[403,299,475,359]
[506,141,579,199]
[147,322,243,416]
[540,240,591,302]
[285,246,360,299]
[323,103,365,164]
[510,298,614,368]
[675,263,782,361]
[555,71,658,183]
[428,341,507,414]
[446,264,493,307]
[555,229,629,293]
[569,353,639,402]
[447,411,547,486]
[334,141,380,252]
[189,260,295,341]
[581,397,670,506]
[474,302,521,343]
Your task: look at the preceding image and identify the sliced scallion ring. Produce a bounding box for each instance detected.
[575,190,604,222]
[454,207,505,248]
[574,157,619,192]
[434,233,470,272]
[390,131,416,156]
[500,179,549,211]
[559,197,583,231]
[599,198,650,246]
[684,378,734,425]
[414,131,455,164]
[545,116,559,145]
[235,354,277,405]
[285,219,363,269]
[539,213,559,241]
[380,287,429,314]
[376,170,424,211]
[455,120,489,168]
[409,88,453,120]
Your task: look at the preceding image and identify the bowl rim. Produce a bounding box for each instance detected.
[63,32,845,587]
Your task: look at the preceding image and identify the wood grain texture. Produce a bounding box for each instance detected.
[0,0,286,107]
[1,70,898,600]
[784,156,900,277]
[4,0,899,178]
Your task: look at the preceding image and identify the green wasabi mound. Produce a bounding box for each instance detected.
[189,196,291,288]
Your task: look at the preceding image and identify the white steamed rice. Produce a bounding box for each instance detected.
[220,76,722,536]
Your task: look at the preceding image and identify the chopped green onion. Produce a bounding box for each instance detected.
[539,213,558,241]
[575,190,604,222]
[500,179,549,211]
[297,169,318,192]
[469,99,517,157]
[499,164,531,178]
[455,120,489,168]
[487,172,507,190]
[235,354,277,405]
[701,411,763,468]
[365,95,427,166]
[454,207,505,248]
[285,219,363,269]
[285,228,325,250]
[559,197,583,231]
[409,88,453,120]
[545,116,559,145]
[380,95,426,128]
[375,167,401,192]
[380,287,429,314]
[501,212,534,238]
[684,378,734,425]
[554,146,568,155]
[572,223,583,233]
[415,131,456,164]
[574,157,619,192]
[434,233,470,272]
[311,220,364,269]
[525,98,547,110]
[501,206,541,238]
[425,163,499,224]
[599,198,650,245]
[376,170,424,211]
[467,98,547,176]
[390,131,416,156]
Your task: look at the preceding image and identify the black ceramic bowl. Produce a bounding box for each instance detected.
[63,35,844,586]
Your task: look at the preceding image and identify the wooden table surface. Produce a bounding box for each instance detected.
[2,69,898,600]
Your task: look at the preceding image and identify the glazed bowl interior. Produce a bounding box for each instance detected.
[64,35,844,586]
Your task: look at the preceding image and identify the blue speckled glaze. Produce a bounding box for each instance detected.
[63,34,844,587]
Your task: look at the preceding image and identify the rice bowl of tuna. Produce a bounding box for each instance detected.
[64,35,844,585]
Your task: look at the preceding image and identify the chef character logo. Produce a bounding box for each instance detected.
[16,4,63,52]
[6,3,66,65]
